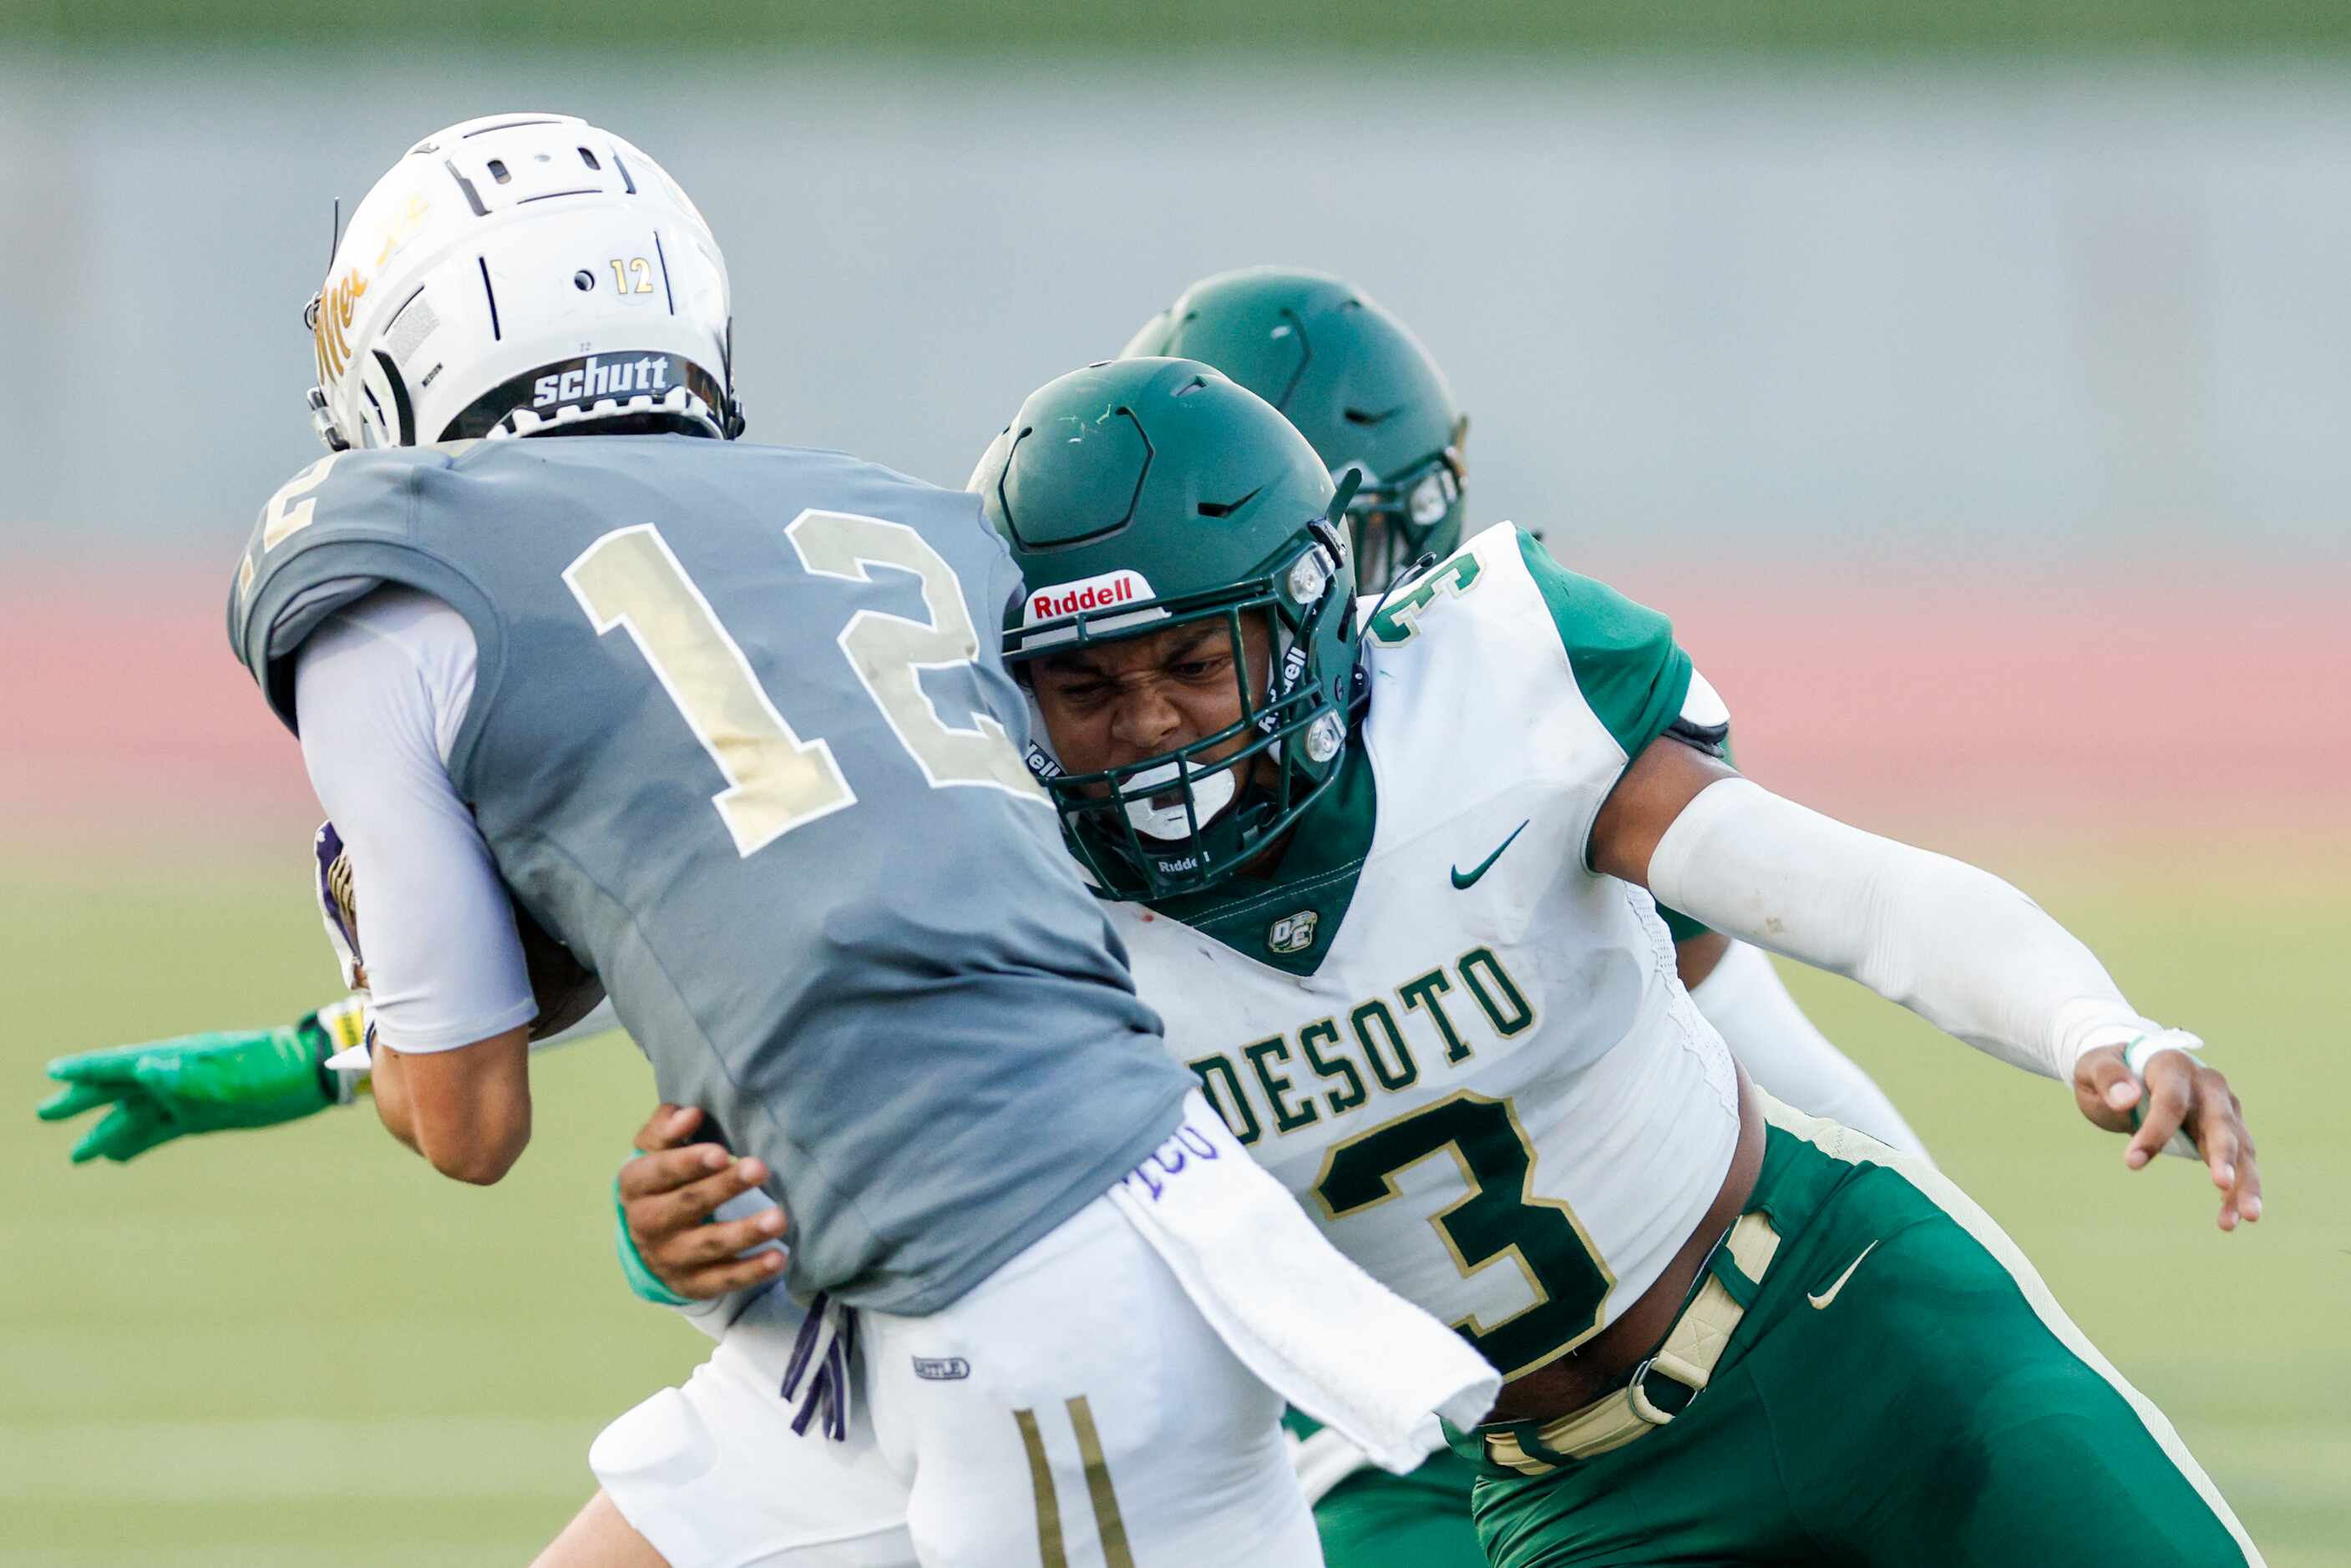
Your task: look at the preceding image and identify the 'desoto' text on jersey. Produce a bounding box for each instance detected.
[1117,524,1740,1381]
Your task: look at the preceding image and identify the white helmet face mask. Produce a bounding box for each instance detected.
[305,112,739,451]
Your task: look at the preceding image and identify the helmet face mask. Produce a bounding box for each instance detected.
[1014,550,1352,901]
[979,357,1363,902]
[1345,443,1466,594]
[301,113,742,453]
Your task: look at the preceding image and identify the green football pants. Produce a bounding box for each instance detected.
[1311,1447,1487,1568]
[1461,1095,2262,1567]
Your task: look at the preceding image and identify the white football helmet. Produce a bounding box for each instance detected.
[302,112,741,451]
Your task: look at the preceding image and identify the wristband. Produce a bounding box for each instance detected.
[614,1161,695,1308]
[310,995,374,1105]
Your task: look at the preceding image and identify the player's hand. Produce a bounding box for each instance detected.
[37,1018,339,1164]
[2073,1034,2262,1232]
[617,1103,788,1300]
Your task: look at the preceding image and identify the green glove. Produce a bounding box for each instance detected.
[37,1016,340,1164]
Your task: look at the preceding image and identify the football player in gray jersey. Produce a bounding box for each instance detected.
[73,114,1505,1566]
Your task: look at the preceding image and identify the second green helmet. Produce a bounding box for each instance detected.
[1122,266,1468,594]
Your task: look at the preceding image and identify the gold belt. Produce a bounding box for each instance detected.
[1483,1210,1781,1476]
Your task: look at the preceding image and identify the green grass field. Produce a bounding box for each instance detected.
[7,847,2346,1565]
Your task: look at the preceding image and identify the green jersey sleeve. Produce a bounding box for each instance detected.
[1513,529,1719,901]
[1514,528,1694,766]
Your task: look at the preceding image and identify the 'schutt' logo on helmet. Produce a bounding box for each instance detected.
[532,353,676,408]
[1024,569,1156,625]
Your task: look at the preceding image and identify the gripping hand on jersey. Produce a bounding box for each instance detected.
[616,1102,788,1304]
[36,1000,364,1164]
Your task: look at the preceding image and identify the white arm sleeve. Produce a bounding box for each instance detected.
[293,590,537,1055]
[1649,777,2157,1082]
[1687,940,1928,1155]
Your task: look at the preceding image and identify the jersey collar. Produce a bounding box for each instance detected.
[1137,729,1376,977]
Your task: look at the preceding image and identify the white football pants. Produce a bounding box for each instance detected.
[592,1187,1322,1567]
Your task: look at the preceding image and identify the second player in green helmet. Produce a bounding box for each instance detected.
[1123,266,1467,594]
[970,356,1362,900]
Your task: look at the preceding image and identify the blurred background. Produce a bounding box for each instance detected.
[3,3,2346,1565]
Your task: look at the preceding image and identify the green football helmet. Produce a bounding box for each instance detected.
[972,357,1361,901]
[1122,266,1468,594]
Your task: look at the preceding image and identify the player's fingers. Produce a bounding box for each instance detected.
[2195,1113,2238,1193]
[71,1105,139,1163]
[655,1208,787,1269]
[616,1141,732,1201]
[72,1100,172,1165]
[36,1079,121,1121]
[2072,1047,2138,1133]
[667,1248,788,1300]
[631,1103,703,1156]
[2230,1140,2264,1226]
[2203,1080,2262,1229]
[43,1050,146,1085]
[2126,1054,2193,1171]
[631,1157,769,1241]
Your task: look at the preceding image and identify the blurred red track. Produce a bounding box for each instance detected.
[6,559,2345,858]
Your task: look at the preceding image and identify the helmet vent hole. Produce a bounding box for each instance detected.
[1196,486,1261,519]
[578,146,600,169]
[1173,376,1209,397]
[487,159,511,185]
[573,270,594,291]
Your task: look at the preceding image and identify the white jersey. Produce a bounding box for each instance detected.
[1110,523,1740,1381]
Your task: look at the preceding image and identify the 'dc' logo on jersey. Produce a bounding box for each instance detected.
[1024,568,1156,625]
[1266,909,1319,955]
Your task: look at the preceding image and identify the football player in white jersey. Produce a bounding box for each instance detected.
[1112,265,1925,1566]
[1121,266,1923,1159]
[44,354,2267,1566]
[952,356,2262,1567]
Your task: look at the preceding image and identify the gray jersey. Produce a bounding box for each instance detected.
[229,436,1190,1314]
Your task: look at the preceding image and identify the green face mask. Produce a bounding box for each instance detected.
[1011,564,1355,902]
[1345,448,1467,594]
[977,357,1366,901]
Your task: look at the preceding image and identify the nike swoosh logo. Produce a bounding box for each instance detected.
[1451,821,1530,890]
[1807,1241,1879,1309]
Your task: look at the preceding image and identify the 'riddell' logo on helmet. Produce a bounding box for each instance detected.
[1025,569,1155,625]
[533,355,673,407]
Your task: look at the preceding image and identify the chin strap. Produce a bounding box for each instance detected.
[305,385,350,453]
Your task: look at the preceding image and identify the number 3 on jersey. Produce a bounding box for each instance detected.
[565,509,1043,857]
[1313,1089,1614,1379]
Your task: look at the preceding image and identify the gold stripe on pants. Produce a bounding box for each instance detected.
[1017,1397,1135,1568]
[1015,1407,1067,1568]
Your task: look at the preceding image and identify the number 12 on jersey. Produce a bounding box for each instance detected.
[565,509,1043,857]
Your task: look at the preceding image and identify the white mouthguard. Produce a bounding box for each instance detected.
[1123,759,1239,842]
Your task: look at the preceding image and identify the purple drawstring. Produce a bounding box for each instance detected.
[779,1292,856,1443]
